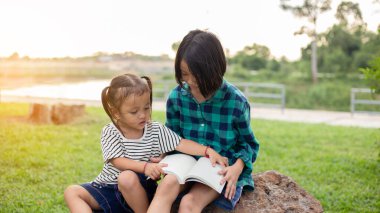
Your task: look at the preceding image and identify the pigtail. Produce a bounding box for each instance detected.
[141,76,153,107]
[101,86,118,128]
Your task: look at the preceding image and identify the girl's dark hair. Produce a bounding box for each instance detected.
[175,29,226,98]
[101,73,152,128]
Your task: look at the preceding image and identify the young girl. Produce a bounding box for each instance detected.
[64,73,227,213]
[148,29,260,212]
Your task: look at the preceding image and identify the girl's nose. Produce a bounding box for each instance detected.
[138,111,146,119]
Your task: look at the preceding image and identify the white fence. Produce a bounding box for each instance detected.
[351,88,380,115]
[234,82,286,113]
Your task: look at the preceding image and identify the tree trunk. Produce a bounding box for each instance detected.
[311,35,318,84]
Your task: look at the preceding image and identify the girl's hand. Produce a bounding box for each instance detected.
[218,159,244,200]
[149,154,165,163]
[206,148,228,167]
[144,163,167,180]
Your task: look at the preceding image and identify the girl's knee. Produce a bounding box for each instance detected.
[117,170,140,191]
[64,185,86,201]
[160,174,180,188]
[156,175,180,194]
[179,194,196,211]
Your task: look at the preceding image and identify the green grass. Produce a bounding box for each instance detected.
[0,103,379,212]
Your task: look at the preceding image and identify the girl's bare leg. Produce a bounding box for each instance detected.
[148,174,185,213]
[64,185,101,213]
[118,170,149,213]
[179,183,219,213]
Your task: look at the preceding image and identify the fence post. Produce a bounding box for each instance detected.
[281,85,286,114]
[350,89,355,117]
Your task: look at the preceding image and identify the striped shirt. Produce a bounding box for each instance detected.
[166,80,260,190]
[94,121,181,184]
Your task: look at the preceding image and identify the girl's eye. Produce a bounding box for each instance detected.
[130,111,138,114]
[145,107,150,110]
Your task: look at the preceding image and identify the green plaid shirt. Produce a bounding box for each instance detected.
[166,80,259,190]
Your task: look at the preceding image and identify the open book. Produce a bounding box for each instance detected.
[160,153,226,193]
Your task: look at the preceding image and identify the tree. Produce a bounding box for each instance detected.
[335,1,364,30]
[171,41,181,53]
[7,52,19,61]
[359,29,380,94]
[360,56,380,94]
[231,43,271,71]
[280,0,332,83]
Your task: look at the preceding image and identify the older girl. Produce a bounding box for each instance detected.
[148,29,260,212]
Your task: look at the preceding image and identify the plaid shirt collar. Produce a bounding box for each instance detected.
[180,79,227,103]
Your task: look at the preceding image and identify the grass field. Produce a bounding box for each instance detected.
[0,103,379,212]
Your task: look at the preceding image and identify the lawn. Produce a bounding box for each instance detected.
[0,103,378,212]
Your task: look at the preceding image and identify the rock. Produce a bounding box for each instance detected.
[28,103,85,124]
[172,170,323,213]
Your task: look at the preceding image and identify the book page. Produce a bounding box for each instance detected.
[184,157,225,193]
[160,154,197,184]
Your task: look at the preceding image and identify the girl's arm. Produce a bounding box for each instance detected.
[110,157,167,180]
[175,139,228,167]
[219,102,259,200]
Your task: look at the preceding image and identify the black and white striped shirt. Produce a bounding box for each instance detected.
[94,121,181,184]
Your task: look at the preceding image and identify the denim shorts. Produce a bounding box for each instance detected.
[81,173,157,213]
[213,186,243,210]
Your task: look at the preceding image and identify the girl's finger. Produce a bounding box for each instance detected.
[149,157,162,163]
[224,181,232,199]
[215,159,224,167]
[211,157,217,167]
[223,157,229,166]
[220,176,228,185]
[159,163,168,168]
[229,185,236,200]
[208,156,215,167]
[218,168,227,175]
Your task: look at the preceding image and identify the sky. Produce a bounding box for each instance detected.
[0,0,379,61]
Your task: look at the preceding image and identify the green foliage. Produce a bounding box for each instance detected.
[226,64,252,80]
[360,56,380,94]
[324,25,361,57]
[267,59,281,72]
[230,43,271,71]
[300,81,349,110]
[335,1,364,29]
[318,47,351,75]
[171,41,181,52]
[297,24,380,76]
[0,103,378,212]
[241,55,267,71]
